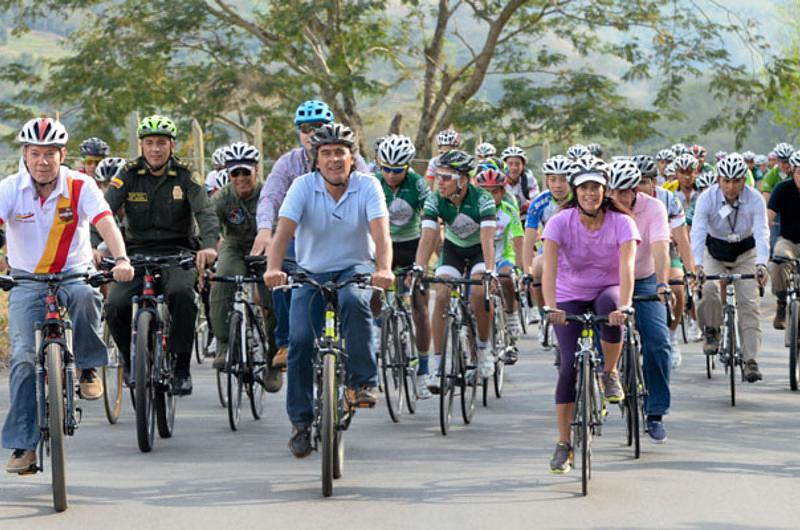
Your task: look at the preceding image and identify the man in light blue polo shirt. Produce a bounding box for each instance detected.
[264,122,394,458]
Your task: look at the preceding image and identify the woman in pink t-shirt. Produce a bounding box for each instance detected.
[540,155,639,474]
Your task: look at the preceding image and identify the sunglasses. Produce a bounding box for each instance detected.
[230,168,253,178]
[83,156,103,164]
[298,123,325,134]
[435,172,460,182]
[380,164,408,174]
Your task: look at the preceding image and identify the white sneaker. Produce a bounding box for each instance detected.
[477,344,495,379]
[670,340,682,369]
[207,337,217,355]
[426,372,441,394]
[506,312,522,339]
[416,375,432,399]
[688,319,702,342]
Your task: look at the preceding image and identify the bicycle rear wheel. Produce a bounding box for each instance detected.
[46,343,68,512]
[725,311,737,407]
[102,323,123,424]
[321,353,336,497]
[249,350,267,420]
[227,312,244,431]
[493,307,506,399]
[134,312,156,452]
[706,351,715,379]
[789,301,799,391]
[439,316,456,436]
[460,323,477,425]
[194,313,208,364]
[380,312,403,422]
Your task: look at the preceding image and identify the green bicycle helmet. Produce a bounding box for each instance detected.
[137,115,177,139]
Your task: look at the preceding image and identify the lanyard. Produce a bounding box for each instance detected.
[726,201,740,234]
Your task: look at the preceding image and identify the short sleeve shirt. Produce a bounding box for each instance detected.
[768,179,800,243]
[0,166,112,273]
[632,192,671,279]
[278,171,387,273]
[525,190,561,230]
[376,169,431,242]
[495,199,524,262]
[541,208,640,302]
[422,184,497,248]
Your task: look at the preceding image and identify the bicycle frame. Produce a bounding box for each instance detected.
[130,264,169,388]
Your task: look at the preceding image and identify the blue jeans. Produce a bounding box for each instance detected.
[286,264,377,427]
[2,273,105,450]
[633,275,671,416]
[273,239,297,348]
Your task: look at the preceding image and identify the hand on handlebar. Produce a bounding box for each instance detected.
[543,306,566,326]
[756,263,769,289]
[111,260,134,282]
[372,268,395,291]
[264,269,287,288]
[608,306,631,326]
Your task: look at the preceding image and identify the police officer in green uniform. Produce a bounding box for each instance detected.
[104,115,219,395]
[208,142,282,392]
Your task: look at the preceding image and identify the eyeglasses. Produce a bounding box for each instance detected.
[380,164,408,174]
[230,168,253,178]
[83,156,103,164]
[298,123,325,134]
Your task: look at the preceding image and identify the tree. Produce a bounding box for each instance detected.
[1,0,797,156]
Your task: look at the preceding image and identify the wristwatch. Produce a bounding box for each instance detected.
[114,256,130,264]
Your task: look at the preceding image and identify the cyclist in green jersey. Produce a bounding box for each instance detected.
[414,150,498,385]
[762,143,794,201]
[374,134,434,397]
[475,166,524,339]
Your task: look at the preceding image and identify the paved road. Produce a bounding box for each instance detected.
[1,307,799,529]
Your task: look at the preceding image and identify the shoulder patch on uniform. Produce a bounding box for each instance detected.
[110,177,124,189]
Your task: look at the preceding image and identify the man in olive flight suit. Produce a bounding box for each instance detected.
[105,115,219,395]
[209,142,283,392]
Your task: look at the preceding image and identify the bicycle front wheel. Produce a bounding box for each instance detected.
[102,323,123,424]
[725,311,737,407]
[227,312,244,431]
[46,343,68,512]
[321,353,336,497]
[789,301,800,391]
[400,311,418,414]
[380,311,403,423]
[580,355,592,496]
[439,316,456,436]
[460,323,477,425]
[134,312,156,452]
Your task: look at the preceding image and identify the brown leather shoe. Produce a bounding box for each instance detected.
[78,368,103,400]
[347,386,378,408]
[272,346,288,370]
[6,449,36,474]
[264,365,283,393]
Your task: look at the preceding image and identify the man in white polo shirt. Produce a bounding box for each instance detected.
[1,118,133,474]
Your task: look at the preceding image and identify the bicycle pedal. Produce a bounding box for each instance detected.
[17,465,39,476]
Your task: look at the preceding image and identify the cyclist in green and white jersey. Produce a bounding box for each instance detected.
[762,142,794,201]
[414,150,498,386]
[474,166,524,341]
[521,155,572,317]
[374,134,434,398]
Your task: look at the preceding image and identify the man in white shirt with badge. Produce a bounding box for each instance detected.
[691,153,769,383]
[0,118,133,474]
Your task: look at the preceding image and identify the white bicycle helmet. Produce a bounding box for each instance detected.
[569,155,609,187]
[587,143,603,157]
[567,144,591,160]
[755,154,767,165]
[716,152,748,180]
[501,145,528,163]
[656,149,674,163]
[541,155,572,176]
[741,150,756,162]
[673,153,698,172]
[436,129,461,147]
[607,159,642,190]
[211,147,227,167]
[632,155,657,178]
[214,169,230,189]
[223,141,260,165]
[664,162,676,178]
[671,143,689,156]
[378,134,416,166]
[17,118,69,146]
[788,151,800,169]
[474,142,497,158]
[773,142,794,161]
[695,169,717,189]
[94,157,126,183]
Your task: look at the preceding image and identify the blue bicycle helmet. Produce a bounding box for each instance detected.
[294,100,334,126]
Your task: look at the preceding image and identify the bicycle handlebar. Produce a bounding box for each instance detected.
[2,270,113,290]
[272,271,383,295]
